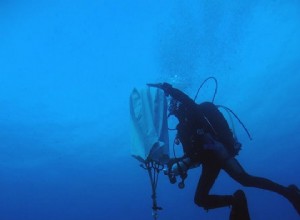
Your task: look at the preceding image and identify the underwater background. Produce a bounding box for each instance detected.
[0,0,299,219]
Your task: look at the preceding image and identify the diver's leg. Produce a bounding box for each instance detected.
[223,158,287,194]
[194,161,233,210]
[223,158,300,215]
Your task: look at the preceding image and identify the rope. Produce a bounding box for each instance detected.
[141,161,164,219]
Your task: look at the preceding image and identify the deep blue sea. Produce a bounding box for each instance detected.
[0,1,299,219]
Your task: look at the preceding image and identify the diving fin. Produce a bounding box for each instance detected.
[230,190,250,220]
[286,184,300,215]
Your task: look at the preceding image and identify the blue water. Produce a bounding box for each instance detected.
[0,1,299,219]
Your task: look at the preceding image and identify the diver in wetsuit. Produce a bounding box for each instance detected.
[149,82,300,219]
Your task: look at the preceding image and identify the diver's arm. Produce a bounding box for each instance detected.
[166,86,195,107]
[167,155,201,176]
[171,157,200,175]
[148,83,194,107]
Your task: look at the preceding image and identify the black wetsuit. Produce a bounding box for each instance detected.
[167,86,290,210]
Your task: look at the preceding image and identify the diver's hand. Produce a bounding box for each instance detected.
[147,82,172,95]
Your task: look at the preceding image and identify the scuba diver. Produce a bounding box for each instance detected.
[148,82,300,219]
